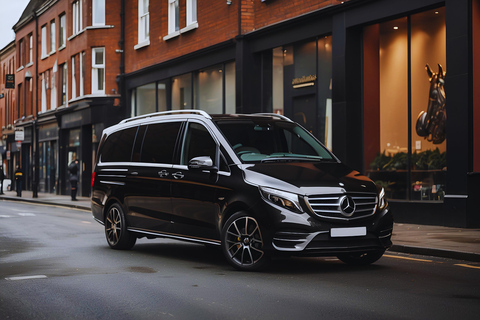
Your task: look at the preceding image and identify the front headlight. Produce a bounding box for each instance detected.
[377,186,387,210]
[259,186,303,213]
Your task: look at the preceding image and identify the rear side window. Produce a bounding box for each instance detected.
[140,122,182,164]
[101,127,138,162]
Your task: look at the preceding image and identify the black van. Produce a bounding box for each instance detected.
[91,110,393,270]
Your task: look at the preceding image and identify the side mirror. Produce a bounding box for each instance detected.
[188,156,217,171]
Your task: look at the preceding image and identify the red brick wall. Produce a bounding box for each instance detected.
[253,0,339,30]
[124,0,239,74]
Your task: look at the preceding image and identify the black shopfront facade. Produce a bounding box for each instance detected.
[124,0,479,227]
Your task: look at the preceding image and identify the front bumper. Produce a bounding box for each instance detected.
[267,206,393,256]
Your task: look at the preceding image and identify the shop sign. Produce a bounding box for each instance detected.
[5,74,15,89]
[15,127,24,141]
[292,75,317,89]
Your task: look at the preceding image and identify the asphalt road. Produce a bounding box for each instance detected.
[1,201,479,319]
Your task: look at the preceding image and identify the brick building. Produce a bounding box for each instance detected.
[11,0,123,197]
[0,41,16,178]
[2,0,480,227]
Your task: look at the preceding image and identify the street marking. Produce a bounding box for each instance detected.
[81,221,92,224]
[384,254,433,263]
[0,215,12,218]
[455,264,480,270]
[5,275,47,281]
[18,213,36,216]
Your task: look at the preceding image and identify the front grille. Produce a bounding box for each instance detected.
[306,193,378,221]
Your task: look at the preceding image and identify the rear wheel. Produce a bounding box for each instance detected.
[221,212,269,271]
[337,249,385,266]
[105,203,136,250]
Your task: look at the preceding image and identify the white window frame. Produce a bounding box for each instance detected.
[71,56,76,99]
[28,35,33,64]
[72,0,83,36]
[41,73,47,112]
[92,0,106,26]
[59,14,66,49]
[135,0,150,49]
[92,48,105,94]
[164,0,180,40]
[51,66,57,109]
[80,52,84,96]
[50,20,56,54]
[181,0,198,33]
[61,63,68,106]
[41,25,47,58]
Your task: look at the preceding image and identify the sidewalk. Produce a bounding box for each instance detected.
[1,190,479,262]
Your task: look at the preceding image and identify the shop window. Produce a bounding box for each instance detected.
[172,73,192,110]
[136,82,156,115]
[365,8,446,202]
[270,36,332,149]
[225,62,236,114]
[194,65,223,114]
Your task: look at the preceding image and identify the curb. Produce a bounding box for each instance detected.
[390,244,480,262]
[0,196,91,211]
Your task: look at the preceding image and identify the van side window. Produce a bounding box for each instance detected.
[101,127,138,162]
[141,122,182,164]
[181,122,216,165]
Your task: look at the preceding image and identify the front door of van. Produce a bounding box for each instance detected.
[170,122,220,241]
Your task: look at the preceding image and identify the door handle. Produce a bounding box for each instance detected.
[172,172,184,180]
[158,170,169,178]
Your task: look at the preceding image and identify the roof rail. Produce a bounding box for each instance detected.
[254,113,293,122]
[120,109,211,124]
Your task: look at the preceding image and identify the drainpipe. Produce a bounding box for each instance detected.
[32,11,38,198]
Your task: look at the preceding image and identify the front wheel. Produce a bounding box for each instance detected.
[337,249,385,266]
[221,212,269,271]
[105,203,136,250]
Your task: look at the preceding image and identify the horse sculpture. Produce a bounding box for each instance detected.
[415,63,446,144]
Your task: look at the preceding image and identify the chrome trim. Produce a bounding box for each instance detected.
[99,181,126,186]
[272,231,328,252]
[127,228,221,246]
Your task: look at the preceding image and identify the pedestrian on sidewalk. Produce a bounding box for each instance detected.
[14,164,23,197]
[0,165,5,194]
[68,159,79,201]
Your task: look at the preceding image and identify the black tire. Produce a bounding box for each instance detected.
[105,203,136,250]
[221,212,269,271]
[337,249,385,266]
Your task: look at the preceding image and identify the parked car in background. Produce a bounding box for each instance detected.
[91,110,393,270]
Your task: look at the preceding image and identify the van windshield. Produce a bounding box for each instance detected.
[215,119,335,163]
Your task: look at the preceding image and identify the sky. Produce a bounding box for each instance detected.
[0,0,31,49]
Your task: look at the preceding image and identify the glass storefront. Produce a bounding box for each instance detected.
[271,35,332,149]
[131,61,235,116]
[365,7,446,201]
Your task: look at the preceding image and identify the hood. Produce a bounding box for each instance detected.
[242,162,377,195]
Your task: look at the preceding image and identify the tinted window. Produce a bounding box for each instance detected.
[140,122,182,164]
[216,120,334,163]
[101,127,138,162]
[180,122,216,165]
